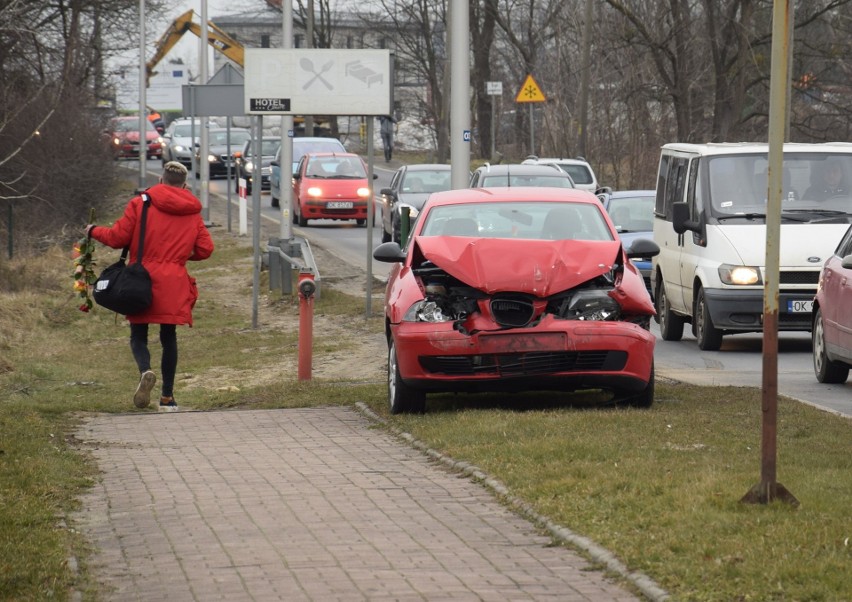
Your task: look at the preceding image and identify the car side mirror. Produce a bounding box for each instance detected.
[271,160,279,167]
[373,174,379,180]
[373,241,406,263]
[842,254,852,269]
[626,238,660,259]
[380,188,393,196]
[672,202,699,234]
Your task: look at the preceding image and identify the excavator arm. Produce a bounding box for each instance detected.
[146,9,244,83]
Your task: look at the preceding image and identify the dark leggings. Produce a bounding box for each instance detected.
[129,323,178,397]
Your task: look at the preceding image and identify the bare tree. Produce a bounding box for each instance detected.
[0,0,140,256]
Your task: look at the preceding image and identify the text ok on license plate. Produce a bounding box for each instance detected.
[786,299,813,313]
[327,201,353,209]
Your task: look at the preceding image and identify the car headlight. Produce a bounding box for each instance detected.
[718,264,762,285]
[207,154,217,163]
[564,289,620,321]
[307,186,323,197]
[397,203,420,219]
[403,300,453,323]
[174,145,186,152]
[244,161,254,173]
[113,137,121,146]
[357,187,371,198]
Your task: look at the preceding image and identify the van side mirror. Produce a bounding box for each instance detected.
[672,202,699,234]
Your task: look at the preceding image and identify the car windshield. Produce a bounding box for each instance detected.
[707,152,852,220]
[402,170,452,194]
[245,139,280,156]
[419,201,614,241]
[210,131,250,146]
[554,164,593,185]
[305,156,366,178]
[113,119,156,133]
[291,139,347,169]
[606,196,655,233]
[172,124,198,137]
[480,174,574,188]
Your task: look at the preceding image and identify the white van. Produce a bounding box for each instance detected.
[651,142,852,350]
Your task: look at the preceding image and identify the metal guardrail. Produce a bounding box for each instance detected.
[266,236,321,299]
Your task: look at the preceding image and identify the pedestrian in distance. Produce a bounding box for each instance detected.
[379,114,397,162]
[86,161,214,412]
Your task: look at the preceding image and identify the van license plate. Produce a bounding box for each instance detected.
[787,300,813,313]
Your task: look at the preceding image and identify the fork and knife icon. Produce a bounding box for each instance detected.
[301,58,334,91]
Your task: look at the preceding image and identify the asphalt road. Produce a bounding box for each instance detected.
[138,159,852,418]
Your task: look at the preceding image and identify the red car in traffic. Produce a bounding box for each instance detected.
[106,116,163,160]
[373,187,661,413]
[292,152,374,227]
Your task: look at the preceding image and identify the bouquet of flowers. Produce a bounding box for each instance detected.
[72,209,97,313]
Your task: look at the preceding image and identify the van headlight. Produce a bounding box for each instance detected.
[719,264,762,285]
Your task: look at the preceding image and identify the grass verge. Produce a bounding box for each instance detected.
[0,197,850,601]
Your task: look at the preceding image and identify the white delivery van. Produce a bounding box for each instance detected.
[651,142,852,350]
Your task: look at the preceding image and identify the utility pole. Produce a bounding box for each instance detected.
[577,0,593,158]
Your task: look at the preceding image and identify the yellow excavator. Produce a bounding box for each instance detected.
[147,9,332,136]
[146,9,244,83]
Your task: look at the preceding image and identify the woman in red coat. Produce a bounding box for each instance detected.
[87,161,214,411]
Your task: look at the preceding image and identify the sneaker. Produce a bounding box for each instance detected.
[158,396,179,412]
[133,371,156,409]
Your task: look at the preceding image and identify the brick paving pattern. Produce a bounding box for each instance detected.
[74,407,641,601]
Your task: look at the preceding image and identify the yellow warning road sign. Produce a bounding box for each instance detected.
[515,74,546,103]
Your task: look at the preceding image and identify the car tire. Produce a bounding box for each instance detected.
[657,282,684,341]
[388,339,425,414]
[381,228,391,243]
[297,210,307,227]
[619,361,655,408]
[271,196,279,208]
[356,219,366,227]
[813,308,849,383]
[695,287,723,351]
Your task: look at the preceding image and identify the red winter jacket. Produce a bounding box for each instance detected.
[91,184,214,325]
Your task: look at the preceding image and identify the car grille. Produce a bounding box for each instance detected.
[779,271,819,285]
[489,295,536,327]
[419,350,627,376]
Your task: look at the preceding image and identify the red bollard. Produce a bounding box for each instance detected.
[297,271,316,381]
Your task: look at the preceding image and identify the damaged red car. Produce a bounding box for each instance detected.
[373,187,660,414]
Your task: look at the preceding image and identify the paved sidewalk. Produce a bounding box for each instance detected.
[74,407,643,601]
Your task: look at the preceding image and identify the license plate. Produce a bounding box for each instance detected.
[787,299,813,313]
[327,201,354,209]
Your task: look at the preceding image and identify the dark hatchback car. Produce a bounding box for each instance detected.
[195,128,251,178]
[373,187,660,414]
[379,164,453,243]
[233,137,280,194]
[812,223,852,384]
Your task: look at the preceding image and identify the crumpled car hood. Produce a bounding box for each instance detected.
[414,237,621,296]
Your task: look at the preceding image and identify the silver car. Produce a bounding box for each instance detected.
[161,119,202,167]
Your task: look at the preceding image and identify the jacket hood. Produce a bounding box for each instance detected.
[145,183,203,216]
[415,237,621,296]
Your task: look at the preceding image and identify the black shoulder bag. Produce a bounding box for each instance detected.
[93,193,153,315]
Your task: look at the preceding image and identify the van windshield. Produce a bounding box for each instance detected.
[707,153,852,223]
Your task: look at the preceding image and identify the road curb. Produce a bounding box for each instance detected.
[354,401,671,602]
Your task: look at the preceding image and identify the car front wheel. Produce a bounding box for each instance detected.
[618,362,655,408]
[813,308,849,383]
[388,339,425,414]
[695,287,723,351]
[657,282,684,341]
